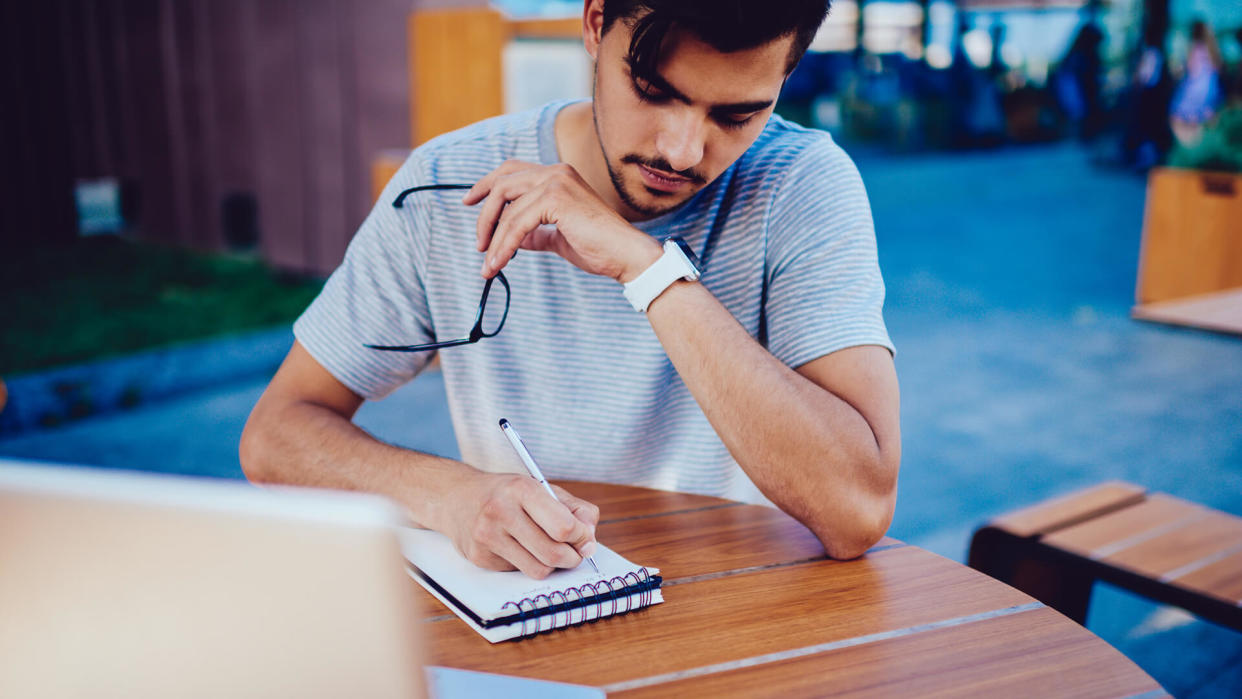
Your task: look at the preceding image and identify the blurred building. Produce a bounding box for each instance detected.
[4,0,1240,275]
[3,0,425,275]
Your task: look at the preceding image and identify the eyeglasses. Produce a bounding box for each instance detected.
[364,183,511,353]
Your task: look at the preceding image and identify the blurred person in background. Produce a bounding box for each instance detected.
[949,17,1005,147]
[1169,19,1223,147]
[1052,22,1105,141]
[1119,19,1173,170]
[1230,28,1242,104]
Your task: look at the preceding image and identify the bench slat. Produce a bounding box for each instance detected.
[991,481,1147,537]
[971,481,1242,631]
[1041,494,1204,558]
[1171,548,1242,605]
[1102,511,1242,581]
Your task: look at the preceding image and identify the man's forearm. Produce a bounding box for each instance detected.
[240,342,601,580]
[239,397,470,531]
[645,280,898,558]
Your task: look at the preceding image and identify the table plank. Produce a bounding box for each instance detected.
[600,503,826,580]
[423,545,1034,687]
[406,494,813,621]
[992,481,1147,537]
[409,502,899,620]
[412,494,829,620]
[611,606,1163,698]
[555,480,736,522]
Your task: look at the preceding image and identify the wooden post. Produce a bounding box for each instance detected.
[409,8,506,146]
[1135,168,1242,305]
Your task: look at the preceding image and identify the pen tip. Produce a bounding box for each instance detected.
[498,418,508,427]
[589,557,600,575]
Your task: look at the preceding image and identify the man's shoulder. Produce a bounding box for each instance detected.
[733,116,862,204]
[743,115,847,170]
[409,102,560,173]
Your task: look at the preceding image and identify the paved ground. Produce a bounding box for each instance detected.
[3,143,1239,695]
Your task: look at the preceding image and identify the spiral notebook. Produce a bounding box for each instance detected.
[398,528,663,643]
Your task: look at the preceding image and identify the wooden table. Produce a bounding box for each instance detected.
[418,482,1166,697]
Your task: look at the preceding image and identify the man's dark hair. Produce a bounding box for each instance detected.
[601,0,831,79]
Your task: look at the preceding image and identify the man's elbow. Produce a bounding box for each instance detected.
[813,503,893,560]
[239,407,275,484]
[812,462,898,559]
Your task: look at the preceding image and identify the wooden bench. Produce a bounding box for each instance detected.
[1132,167,1242,335]
[968,481,1242,631]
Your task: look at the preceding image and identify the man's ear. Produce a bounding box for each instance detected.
[582,0,605,60]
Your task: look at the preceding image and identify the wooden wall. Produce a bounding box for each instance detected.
[1,0,481,276]
[1136,168,1242,304]
[409,9,580,146]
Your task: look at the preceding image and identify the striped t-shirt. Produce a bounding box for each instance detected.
[294,99,892,503]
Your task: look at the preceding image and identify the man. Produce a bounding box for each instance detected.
[241,0,900,579]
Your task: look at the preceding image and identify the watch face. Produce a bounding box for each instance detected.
[667,236,701,272]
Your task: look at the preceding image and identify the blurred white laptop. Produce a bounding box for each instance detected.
[0,459,425,699]
[0,460,601,699]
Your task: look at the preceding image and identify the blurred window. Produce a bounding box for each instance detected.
[504,40,592,113]
[861,1,925,56]
[809,0,860,54]
[492,0,580,18]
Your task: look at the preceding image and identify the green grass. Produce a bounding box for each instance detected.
[1,238,323,375]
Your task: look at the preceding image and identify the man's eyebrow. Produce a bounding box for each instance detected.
[709,99,776,114]
[631,66,692,104]
[632,65,774,114]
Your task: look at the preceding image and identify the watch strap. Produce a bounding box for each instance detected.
[622,238,700,312]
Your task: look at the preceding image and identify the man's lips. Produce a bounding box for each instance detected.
[637,164,693,193]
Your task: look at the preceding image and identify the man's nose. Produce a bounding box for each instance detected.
[655,111,705,174]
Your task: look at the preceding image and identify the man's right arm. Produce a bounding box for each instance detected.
[239,340,598,578]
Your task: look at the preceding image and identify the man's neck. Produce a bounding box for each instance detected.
[554,101,642,222]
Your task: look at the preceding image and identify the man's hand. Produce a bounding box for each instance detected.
[463,160,661,283]
[439,469,601,579]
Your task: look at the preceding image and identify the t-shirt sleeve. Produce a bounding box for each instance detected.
[292,156,438,400]
[763,136,894,369]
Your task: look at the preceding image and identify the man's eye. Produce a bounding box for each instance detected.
[716,114,755,130]
[632,79,669,103]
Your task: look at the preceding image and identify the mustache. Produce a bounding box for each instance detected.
[621,155,706,185]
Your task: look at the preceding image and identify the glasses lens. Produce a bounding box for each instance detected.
[479,281,509,336]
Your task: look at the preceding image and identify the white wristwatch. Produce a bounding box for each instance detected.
[622,237,702,312]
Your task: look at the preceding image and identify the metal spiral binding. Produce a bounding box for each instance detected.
[498,567,656,639]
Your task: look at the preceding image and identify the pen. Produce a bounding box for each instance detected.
[498,418,601,575]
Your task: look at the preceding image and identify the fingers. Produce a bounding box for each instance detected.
[461,545,518,574]
[552,485,601,529]
[467,160,541,252]
[461,159,534,206]
[461,531,559,580]
[514,484,591,556]
[475,172,552,265]
[552,487,601,560]
[524,486,598,559]
[467,494,559,579]
[482,189,547,277]
[489,533,558,580]
[462,475,599,579]
[471,163,580,275]
[507,509,584,570]
[474,181,510,253]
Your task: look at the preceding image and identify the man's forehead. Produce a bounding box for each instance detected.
[639,27,791,107]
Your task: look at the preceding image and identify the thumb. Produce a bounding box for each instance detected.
[552,486,601,528]
[551,486,599,557]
